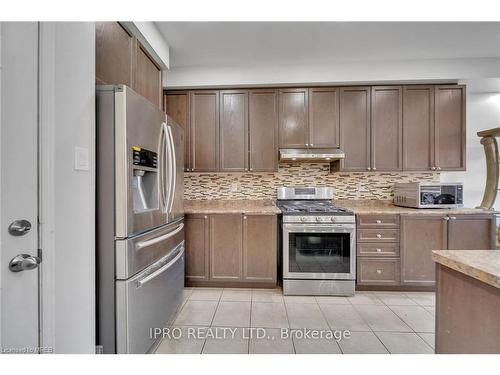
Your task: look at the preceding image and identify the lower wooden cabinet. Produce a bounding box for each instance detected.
[400,214,496,287]
[184,215,210,282]
[400,216,447,286]
[243,215,277,283]
[209,214,243,280]
[184,213,277,286]
[357,258,401,286]
[357,213,496,288]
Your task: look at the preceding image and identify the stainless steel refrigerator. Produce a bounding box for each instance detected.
[96,85,184,354]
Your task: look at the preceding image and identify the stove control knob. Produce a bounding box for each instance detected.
[300,217,307,222]
[330,217,336,222]
[316,217,322,222]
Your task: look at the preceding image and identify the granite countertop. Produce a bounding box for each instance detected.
[184,199,281,215]
[334,199,496,215]
[432,250,500,289]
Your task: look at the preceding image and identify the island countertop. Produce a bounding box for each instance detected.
[432,250,500,289]
[184,199,281,215]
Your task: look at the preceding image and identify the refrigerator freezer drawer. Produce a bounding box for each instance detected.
[116,219,184,280]
[116,242,185,354]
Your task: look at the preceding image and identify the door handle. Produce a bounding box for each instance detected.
[136,223,184,250]
[9,254,41,272]
[8,220,32,236]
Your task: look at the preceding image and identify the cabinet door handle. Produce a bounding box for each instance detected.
[376,269,382,274]
[376,234,382,238]
[376,220,382,224]
[449,216,457,220]
[431,167,436,170]
[204,215,208,219]
[376,248,382,253]
[437,166,441,170]
[443,217,450,221]
[310,143,314,147]
[367,167,372,171]
[372,167,377,171]
[243,216,247,220]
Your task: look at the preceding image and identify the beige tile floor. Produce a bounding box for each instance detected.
[155,288,436,354]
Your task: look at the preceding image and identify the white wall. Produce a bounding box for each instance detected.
[163,57,500,88]
[39,22,95,353]
[441,79,500,209]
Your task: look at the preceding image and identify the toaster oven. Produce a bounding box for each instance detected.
[394,182,464,208]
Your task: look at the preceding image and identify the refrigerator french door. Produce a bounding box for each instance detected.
[96,85,184,354]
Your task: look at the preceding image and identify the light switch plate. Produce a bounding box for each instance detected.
[74,146,89,171]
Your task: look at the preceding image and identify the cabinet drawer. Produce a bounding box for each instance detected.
[357,214,399,228]
[357,258,400,286]
[357,243,400,257]
[357,229,400,242]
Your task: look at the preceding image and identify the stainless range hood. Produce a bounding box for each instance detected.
[279,148,345,163]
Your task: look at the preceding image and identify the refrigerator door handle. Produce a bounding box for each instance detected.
[135,223,184,250]
[166,125,176,215]
[159,122,170,213]
[136,245,184,288]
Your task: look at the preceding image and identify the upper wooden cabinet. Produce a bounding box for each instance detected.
[165,84,466,173]
[96,22,134,88]
[134,44,162,108]
[219,90,249,172]
[95,22,162,108]
[339,87,371,171]
[434,85,466,171]
[278,88,309,148]
[403,86,435,171]
[371,86,403,171]
[309,88,340,148]
[249,89,278,172]
[164,91,190,171]
[190,91,219,172]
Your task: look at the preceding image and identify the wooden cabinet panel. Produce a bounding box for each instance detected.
[190,91,219,172]
[164,91,190,171]
[249,89,278,172]
[357,243,400,257]
[447,214,496,250]
[279,88,309,148]
[401,215,448,286]
[357,214,400,228]
[371,86,402,171]
[403,86,434,171]
[219,90,248,171]
[357,258,400,286]
[357,229,400,243]
[435,85,466,170]
[339,87,371,171]
[185,215,210,281]
[95,22,134,87]
[308,87,339,148]
[242,215,277,283]
[135,44,162,108]
[209,215,243,280]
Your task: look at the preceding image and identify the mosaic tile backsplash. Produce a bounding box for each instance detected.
[184,163,440,200]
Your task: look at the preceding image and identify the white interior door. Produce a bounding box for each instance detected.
[0,22,40,353]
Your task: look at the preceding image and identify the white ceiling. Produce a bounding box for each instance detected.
[156,22,500,68]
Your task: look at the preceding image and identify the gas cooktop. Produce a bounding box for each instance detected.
[276,200,353,216]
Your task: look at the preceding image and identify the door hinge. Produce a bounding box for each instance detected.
[37,248,43,261]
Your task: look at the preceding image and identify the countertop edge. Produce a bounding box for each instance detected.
[432,250,500,289]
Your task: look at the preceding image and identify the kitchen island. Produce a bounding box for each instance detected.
[432,250,500,354]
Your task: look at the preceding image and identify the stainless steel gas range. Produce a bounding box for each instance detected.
[277,187,356,296]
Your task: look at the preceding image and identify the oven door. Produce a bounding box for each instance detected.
[283,223,356,280]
